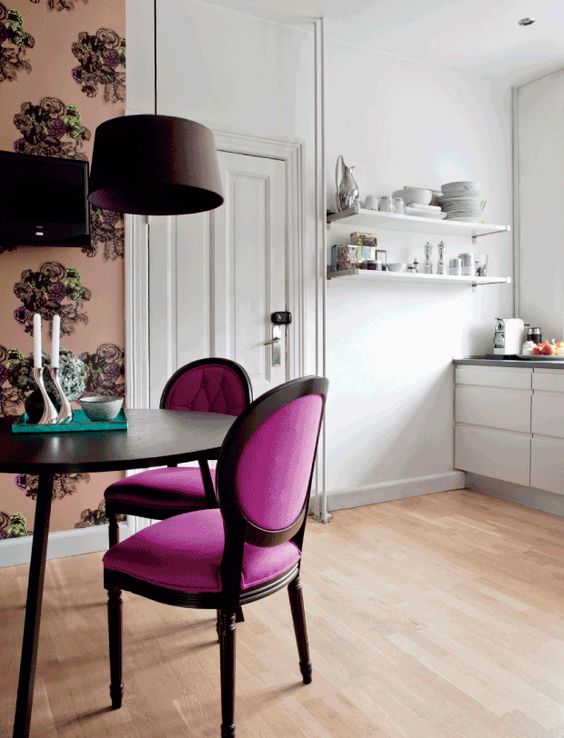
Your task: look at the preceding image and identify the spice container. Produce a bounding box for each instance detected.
[448,258,462,276]
[530,327,542,344]
[458,252,474,276]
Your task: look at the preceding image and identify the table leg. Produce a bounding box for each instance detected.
[199,459,218,508]
[13,473,54,738]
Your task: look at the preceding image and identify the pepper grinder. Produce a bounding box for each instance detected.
[422,242,433,274]
[437,240,447,275]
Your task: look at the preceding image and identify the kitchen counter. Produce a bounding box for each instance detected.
[454,357,564,369]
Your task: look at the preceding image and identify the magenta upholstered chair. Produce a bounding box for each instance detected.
[103,375,328,738]
[104,358,252,547]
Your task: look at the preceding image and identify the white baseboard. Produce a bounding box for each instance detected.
[327,471,466,511]
[0,522,130,568]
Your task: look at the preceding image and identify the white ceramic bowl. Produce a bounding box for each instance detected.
[441,181,481,196]
[392,187,432,206]
[79,395,123,422]
[386,262,408,272]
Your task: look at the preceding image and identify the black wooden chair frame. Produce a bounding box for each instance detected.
[106,357,253,547]
[104,375,328,738]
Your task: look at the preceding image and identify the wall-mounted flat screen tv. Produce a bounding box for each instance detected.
[0,150,90,247]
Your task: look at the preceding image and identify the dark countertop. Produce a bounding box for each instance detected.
[454,357,564,369]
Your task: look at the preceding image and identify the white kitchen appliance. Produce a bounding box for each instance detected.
[493,318,525,355]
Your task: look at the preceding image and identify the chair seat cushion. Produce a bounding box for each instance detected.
[103,509,301,593]
[105,467,214,511]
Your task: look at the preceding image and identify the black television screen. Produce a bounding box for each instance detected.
[0,150,90,247]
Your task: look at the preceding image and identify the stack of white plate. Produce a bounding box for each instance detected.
[405,203,447,220]
[439,181,483,222]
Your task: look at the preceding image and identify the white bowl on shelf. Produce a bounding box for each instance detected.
[392,187,432,206]
[386,262,408,272]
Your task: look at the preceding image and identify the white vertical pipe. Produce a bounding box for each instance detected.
[313,17,330,523]
[511,86,520,320]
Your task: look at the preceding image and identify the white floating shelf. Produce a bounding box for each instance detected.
[327,268,511,287]
[327,207,510,238]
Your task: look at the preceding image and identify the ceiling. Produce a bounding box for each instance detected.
[204,0,564,86]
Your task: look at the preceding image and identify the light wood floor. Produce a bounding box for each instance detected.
[2,490,564,737]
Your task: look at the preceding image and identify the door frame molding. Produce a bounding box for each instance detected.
[124,213,150,410]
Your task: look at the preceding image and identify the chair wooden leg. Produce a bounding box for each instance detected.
[107,587,124,709]
[108,509,119,548]
[219,610,236,738]
[288,576,312,684]
[217,606,243,641]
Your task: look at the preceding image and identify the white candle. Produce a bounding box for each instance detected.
[51,315,60,368]
[33,314,42,368]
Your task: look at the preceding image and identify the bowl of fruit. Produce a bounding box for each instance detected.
[520,340,564,359]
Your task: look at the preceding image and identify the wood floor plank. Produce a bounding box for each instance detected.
[2,490,564,736]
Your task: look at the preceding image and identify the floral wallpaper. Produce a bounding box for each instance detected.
[0,0,125,538]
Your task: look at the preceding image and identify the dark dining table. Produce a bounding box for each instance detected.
[0,408,235,738]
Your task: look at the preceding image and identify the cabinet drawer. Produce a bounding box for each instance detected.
[533,370,564,393]
[455,386,531,433]
[532,392,564,438]
[456,365,531,390]
[531,437,564,495]
[455,425,530,486]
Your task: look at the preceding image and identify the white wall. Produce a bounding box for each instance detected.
[126,0,319,376]
[127,1,514,510]
[517,68,564,340]
[325,41,513,505]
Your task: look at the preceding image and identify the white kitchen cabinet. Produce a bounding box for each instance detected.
[455,385,531,433]
[532,392,564,438]
[454,363,564,494]
[455,365,531,390]
[530,437,564,495]
[455,425,530,486]
[533,370,564,393]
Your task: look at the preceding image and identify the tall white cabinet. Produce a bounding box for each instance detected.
[454,363,564,495]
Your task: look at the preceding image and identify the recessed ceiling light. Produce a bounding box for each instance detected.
[518,17,536,26]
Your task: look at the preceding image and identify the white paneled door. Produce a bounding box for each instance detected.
[148,150,289,404]
[213,151,287,395]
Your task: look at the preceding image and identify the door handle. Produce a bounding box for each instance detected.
[265,325,281,366]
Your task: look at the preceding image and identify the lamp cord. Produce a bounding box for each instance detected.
[153,0,157,115]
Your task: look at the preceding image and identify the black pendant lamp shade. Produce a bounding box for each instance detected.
[88,115,224,215]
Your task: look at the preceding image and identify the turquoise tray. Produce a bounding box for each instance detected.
[12,409,128,434]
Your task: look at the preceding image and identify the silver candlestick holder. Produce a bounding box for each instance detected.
[32,367,58,424]
[49,366,73,423]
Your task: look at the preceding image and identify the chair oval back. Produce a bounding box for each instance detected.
[217,376,328,546]
[160,358,252,416]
